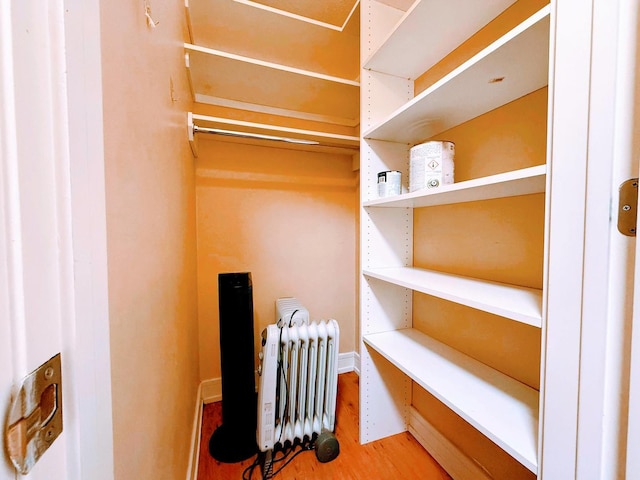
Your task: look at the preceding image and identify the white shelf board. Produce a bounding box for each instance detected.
[363,328,538,472]
[363,267,542,327]
[185,43,359,87]
[185,44,360,124]
[363,6,550,144]
[363,0,517,79]
[185,0,360,81]
[364,165,546,207]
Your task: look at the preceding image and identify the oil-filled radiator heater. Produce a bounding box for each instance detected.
[256,298,340,468]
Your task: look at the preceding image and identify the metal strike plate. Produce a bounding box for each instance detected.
[618,178,638,237]
[4,353,63,475]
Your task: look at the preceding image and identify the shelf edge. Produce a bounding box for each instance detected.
[363,328,538,472]
[363,267,543,327]
[362,4,552,141]
[184,43,360,87]
[363,165,547,207]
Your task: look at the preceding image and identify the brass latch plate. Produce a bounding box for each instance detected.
[618,178,638,237]
[4,353,63,475]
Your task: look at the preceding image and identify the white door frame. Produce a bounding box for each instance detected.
[0,0,113,478]
[623,0,640,476]
[542,0,639,478]
[62,0,114,478]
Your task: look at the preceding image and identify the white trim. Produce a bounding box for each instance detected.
[542,0,640,477]
[575,0,636,477]
[202,377,222,404]
[408,407,492,480]
[0,0,28,380]
[63,0,114,478]
[628,0,640,439]
[539,0,592,476]
[338,351,360,374]
[186,383,204,480]
[1,0,113,477]
[627,157,640,478]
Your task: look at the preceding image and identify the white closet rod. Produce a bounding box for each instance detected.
[192,124,359,149]
[193,125,320,145]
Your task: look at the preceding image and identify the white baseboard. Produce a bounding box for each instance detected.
[186,383,204,480]
[202,377,222,404]
[338,350,360,374]
[408,407,492,480]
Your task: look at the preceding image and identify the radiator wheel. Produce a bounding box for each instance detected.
[315,431,340,463]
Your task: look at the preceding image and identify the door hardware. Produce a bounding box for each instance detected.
[618,178,638,236]
[4,353,63,475]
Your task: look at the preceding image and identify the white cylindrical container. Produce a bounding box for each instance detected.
[409,141,455,192]
[377,170,401,197]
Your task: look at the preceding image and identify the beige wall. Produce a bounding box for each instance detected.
[100,1,199,479]
[196,140,358,382]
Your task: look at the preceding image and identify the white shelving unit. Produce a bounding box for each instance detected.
[363,164,545,208]
[363,0,518,79]
[363,328,538,472]
[364,6,550,143]
[359,1,551,477]
[363,267,542,327]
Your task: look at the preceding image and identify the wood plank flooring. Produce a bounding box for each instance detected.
[197,372,452,479]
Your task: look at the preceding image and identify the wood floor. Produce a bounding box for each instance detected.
[197,372,452,479]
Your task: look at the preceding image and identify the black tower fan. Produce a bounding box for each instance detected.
[209,272,258,462]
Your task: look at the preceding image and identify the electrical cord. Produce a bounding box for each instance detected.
[276,324,287,445]
[275,309,297,445]
[271,442,314,477]
[288,309,299,328]
[241,453,262,480]
[241,441,315,480]
[245,308,306,480]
